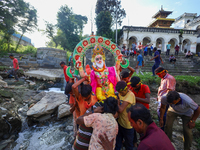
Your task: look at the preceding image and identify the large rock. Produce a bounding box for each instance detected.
[57,104,71,119]
[32,91,46,101]
[27,92,66,118]
[0,79,8,88]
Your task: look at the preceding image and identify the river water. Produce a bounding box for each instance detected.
[10,88,74,150]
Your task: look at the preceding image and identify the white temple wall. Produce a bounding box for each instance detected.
[121,30,197,53]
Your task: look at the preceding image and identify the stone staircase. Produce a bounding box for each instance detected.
[126,53,200,76]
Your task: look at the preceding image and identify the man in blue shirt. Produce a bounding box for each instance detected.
[132,42,136,51]
[144,46,148,56]
[166,42,171,56]
[150,47,163,76]
[136,51,144,75]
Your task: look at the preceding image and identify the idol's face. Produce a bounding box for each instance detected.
[95,55,104,68]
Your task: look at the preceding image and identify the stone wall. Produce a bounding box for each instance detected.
[0,47,67,69]
[37,48,66,68]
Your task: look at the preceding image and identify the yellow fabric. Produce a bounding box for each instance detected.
[96,83,117,102]
[118,91,136,129]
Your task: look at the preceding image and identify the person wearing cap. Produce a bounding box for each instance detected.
[115,81,136,150]
[160,91,200,150]
[155,67,176,131]
[130,76,151,109]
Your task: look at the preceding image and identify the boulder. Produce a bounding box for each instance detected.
[27,92,66,118]
[32,91,46,101]
[57,104,71,119]
[0,79,8,88]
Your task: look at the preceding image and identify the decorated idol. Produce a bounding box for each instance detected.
[68,36,127,102]
[89,44,120,101]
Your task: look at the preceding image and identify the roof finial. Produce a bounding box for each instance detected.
[161,5,164,11]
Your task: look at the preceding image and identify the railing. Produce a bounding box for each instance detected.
[122,26,197,34]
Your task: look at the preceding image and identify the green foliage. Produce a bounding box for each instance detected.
[196,121,200,132]
[15,4,38,51]
[132,72,161,85]
[132,72,200,87]
[43,21,58,48]
[175,75,200,86]
[56,5,88,51]
[0,0,38,51]
[96,11,113,38]
[95,0,126,26]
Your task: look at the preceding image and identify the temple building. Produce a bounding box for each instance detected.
[148,6,175,28]
[120,7,200,54]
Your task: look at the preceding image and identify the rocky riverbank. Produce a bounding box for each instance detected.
[0,74,200,150]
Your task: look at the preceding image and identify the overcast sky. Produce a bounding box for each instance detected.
[23,0,200,48]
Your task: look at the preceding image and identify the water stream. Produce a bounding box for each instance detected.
[11,87,74,150]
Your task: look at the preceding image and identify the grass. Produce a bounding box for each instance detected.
[133,72,200,87]
[175,75,200,86]
[132,72,161,85]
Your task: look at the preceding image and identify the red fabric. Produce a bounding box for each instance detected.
[131,84,150,109]
[63,65,69,82]
[138,122,175,150]
[13,58,19,69]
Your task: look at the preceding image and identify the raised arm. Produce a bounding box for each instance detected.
[72,77,86,100]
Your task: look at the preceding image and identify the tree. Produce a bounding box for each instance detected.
[57,5,88,51]
[95,0,126,26]
[0,0,28,51]
[15,3,37,51]
[96,11,113,38]
[43,21,58,48]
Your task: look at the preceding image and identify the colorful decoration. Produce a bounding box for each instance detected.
[90,37,95,43]
[120,59,129,68]
[74,55,80,61]
[98,37,103,43]
[66,67,73,78]
[73,36,122,68]
[77,46,83,53]
[83,40,88,47]
[105,40,110,46]
[111,44,116,50]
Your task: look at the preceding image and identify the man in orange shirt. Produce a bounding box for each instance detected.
[130,76,150,109]
[72,77,98,150]
[8,54,19,81]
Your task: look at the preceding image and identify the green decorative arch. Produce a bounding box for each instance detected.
[72,36,122,74]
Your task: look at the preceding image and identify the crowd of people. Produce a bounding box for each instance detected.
[5,43,199,150]
[60,58,200,150]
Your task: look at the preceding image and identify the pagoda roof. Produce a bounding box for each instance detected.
[152,10,173,18]
[148,18,175,27]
